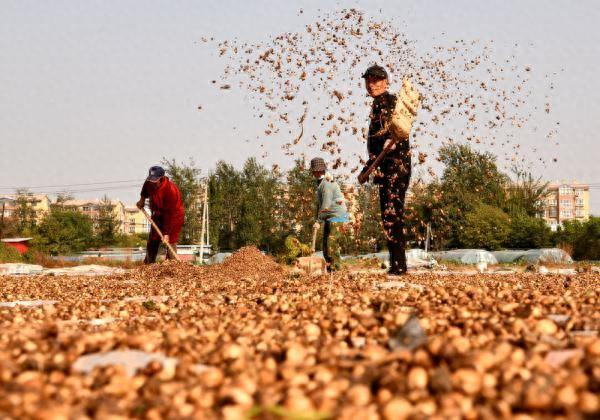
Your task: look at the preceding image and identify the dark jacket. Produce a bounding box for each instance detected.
[366,91,411,176]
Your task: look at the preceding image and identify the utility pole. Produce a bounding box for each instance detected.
[425,222,431,254]
[0,201,5,240]
[199,183,208,264]
[206,191,210,249]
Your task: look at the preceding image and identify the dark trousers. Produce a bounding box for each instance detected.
[145,238,178,264]
[322,221,342,272]
[377,160,410,274]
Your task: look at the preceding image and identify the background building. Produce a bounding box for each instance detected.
[60,199,127,234]
[541,181,590,231]
[0,194,51,222]
[124,206,151,234]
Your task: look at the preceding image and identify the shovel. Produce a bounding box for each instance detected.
[358,137,398,184]
[297,223,326,275]
[140,208,181,262]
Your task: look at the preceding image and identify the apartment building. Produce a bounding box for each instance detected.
[0,194,51,222]
[541,181,590,231]
[60,199,127,234]
[124,206,151,235]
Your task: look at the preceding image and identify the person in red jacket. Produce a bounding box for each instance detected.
[136,166,185,263]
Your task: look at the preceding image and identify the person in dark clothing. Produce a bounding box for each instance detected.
[358,64,412,275]
[136,166,185,264]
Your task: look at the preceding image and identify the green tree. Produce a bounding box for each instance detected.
[556,217,600,260]
[572,217,600,260]
[55,192,74,204]
[94,195,121,246]
[162,158,203,245]
[278,158,316,246]
[458,204,511,250]
[505,167,548,217]
[434,143,509,248]
[554,219,583,247]
[0,242,22,263]
[236,158,281,250]
[351,183,385,253]
[14,189,38,236]
[439,143,508,208]
[36,208,94,254]
[505,213,552,249]
[236,200,262,246]
[0,199,19,239]
[208,161,243,250]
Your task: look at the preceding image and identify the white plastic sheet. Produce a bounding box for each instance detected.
[0,263,44,276]
[208,252,232,264]
[492,248,573,264]
[431,249,498,265]
[349,249,437,268]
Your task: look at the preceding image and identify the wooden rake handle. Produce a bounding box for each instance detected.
[140,208,181,262]
[359,138,398,182]
[310,223,319,253]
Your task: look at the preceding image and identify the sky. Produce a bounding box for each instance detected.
[1,0,599,212]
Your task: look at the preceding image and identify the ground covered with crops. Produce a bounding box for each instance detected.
[0,247,598,419]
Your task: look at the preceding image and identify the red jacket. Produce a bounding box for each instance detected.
[141,177,185,242]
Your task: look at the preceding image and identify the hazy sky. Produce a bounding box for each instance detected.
[1,0,599,212]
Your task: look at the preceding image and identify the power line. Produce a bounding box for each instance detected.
[0,184,142,195]
[0,179,144,190]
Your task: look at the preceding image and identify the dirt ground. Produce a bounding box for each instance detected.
[0,247,598,419]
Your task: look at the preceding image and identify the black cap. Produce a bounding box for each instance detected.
[362,64,388,80]
[147,165,165,182]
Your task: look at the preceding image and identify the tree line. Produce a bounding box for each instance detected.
[0,194,145,260]
[1,144,599,262]
[165,145,599,260]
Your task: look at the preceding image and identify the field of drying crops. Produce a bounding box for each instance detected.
[0,247,598,419]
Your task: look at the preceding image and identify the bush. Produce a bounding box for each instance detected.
[36,208,94,254]
[112,234,148,248]
[554,217,600,261]
[0,243,22,263]
[505,213,552,249]
[572,217,600,260]
[554,219,584,247]
[458,204,511,250]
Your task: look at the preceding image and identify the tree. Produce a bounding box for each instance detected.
[36,208,94,254]
[208,161,243,250]
[162,158,203,245]
[505,213,552,249]
[277,159,316,246]
[14,189,38,236]
[555,217,600,260]
[235,158,281,250]
[505,166,548,217]
[438,143,508,208]
[0,242,22,263]
[458,204,511,250]
[350,183,385,253]
[0,199,18,239]
[572,217,600,260]
[554,219,584,248]
[55,192,74,204]
[435,143,509,248]
[94,195,121,246]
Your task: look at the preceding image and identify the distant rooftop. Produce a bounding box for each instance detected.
[61,199,123,207]
[547,181,589,189]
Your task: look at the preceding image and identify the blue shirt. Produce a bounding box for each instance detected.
[316,177,349,221]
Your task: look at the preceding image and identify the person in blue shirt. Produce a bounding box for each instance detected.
[310,157,349,272]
